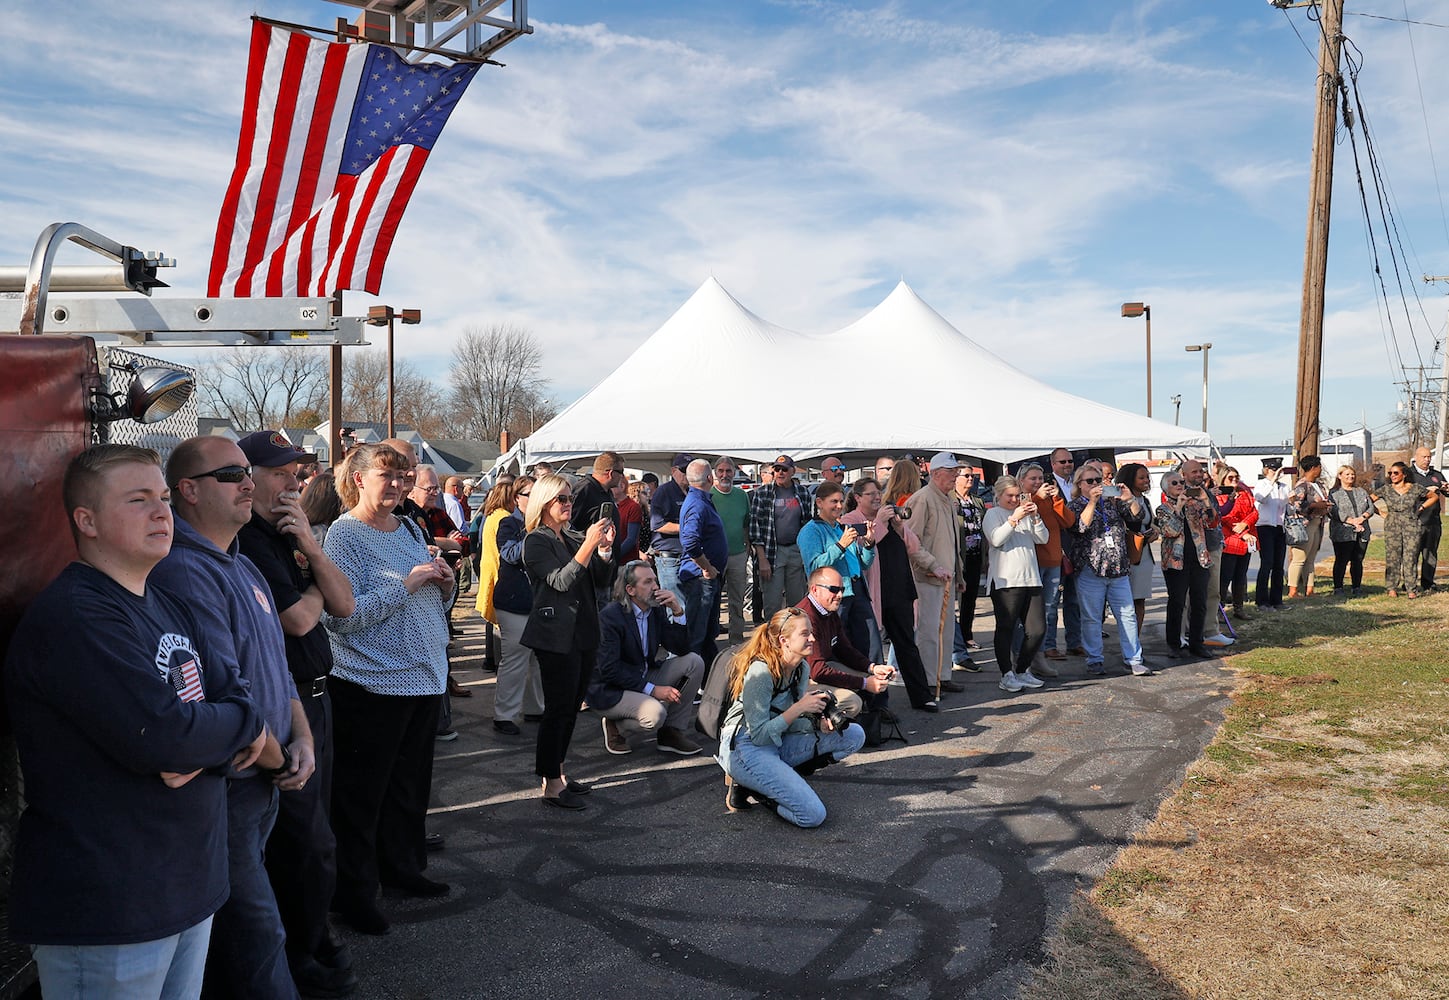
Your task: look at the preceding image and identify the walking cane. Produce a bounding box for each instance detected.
[936,582,951,700]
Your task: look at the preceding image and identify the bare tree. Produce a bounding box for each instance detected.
[342,347,447,438]
[447,324,554,442]
[197,349,328,429]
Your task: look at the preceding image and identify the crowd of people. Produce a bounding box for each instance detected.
[4,434,1443,999]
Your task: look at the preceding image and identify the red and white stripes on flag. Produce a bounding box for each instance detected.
[208,20,479,297]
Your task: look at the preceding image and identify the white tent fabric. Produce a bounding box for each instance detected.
[499,278,1211,470]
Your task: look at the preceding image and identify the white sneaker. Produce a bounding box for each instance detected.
[1204,632,1236,647]
[1018,669,1045,688]
[998,671,1024,692]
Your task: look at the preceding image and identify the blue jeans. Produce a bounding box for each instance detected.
[1039,565,1064,650]
[654,554,682,601]
[1074,566,1142,668]
[679,572,722,662]
[33,916,213,1000]
[209,777,298,999]
[718,725,865,828]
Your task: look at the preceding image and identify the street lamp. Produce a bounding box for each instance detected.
[1120,302,1152,419]
[1184,343,1213,433]
[366,305,421,437]
[1170,394,1182,426]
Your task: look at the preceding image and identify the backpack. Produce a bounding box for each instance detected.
[697,643,743,740]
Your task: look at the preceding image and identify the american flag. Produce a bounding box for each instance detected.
[169,656,206,703]
[208,20,481,297]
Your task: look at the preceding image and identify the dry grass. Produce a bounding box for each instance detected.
[1020,586,1449,1000]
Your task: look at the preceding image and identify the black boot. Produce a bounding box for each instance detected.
[793,753,835,778]
[725,776,754,812]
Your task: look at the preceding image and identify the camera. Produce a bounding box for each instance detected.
[811,690,851,732]
[895,506,912,520]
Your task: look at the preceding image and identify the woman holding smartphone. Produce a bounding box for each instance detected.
[983,476,1049,692]
[521,474,615,809]
[1067,462,1151,676]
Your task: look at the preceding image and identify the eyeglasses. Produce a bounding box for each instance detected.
[554,495,574,505]
[814,584,846,594]
[1081,477,1102,485]
[1164,479,1183,487]
[516,490,532,498]
[419,486,441,494]
[182,465,251,484]
[826,465,846,472]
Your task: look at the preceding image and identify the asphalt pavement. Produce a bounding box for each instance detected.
[339,586,1232,1000]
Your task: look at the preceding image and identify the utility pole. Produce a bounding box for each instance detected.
[1421,275,1449,463]
[1289,0,1345,462]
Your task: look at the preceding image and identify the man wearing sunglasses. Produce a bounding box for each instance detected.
[236,430,360,998]
[154,436,311,1000]
[795,567,894,719]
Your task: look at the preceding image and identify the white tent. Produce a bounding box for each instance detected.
[499,278,1211,470]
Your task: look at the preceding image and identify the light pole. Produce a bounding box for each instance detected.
[1184,343,1213,433]
[1170,394,1182,426]
[1120,302,1152,419]
[366,305,421,438]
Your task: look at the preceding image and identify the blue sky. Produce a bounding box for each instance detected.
[4,0,1449,449]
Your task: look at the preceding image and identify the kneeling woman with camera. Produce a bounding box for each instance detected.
[718,607,865,828]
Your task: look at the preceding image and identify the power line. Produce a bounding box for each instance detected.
[1346,11,1449,30]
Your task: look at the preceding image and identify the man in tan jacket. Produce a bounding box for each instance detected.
[905,452,966,694]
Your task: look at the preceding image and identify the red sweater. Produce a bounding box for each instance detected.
[794,596,869,688]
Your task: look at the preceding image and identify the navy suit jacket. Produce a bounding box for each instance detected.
[587,600,692,710]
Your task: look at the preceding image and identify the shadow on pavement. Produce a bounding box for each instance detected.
[339,600,1232,999]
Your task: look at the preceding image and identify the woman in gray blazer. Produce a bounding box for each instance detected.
[522,474,616,809]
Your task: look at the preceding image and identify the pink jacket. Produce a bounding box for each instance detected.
[842,508,922,627]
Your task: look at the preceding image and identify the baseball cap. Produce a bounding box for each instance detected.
[928,451,964,472]
[670,453,694,470]
[237,430,315,468]
[773,454,796,471]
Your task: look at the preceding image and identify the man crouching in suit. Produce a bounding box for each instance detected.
[588,560,704,756]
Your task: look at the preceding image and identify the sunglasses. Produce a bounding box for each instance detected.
[1081,477,1102,485]
[814,584,846,594]
[183,464,251,484]
[554,495,574,505]
[826,465,846,473]
[517,490,532,498]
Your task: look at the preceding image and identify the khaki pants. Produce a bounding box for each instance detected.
[914,578,954,685]
[1288,517,1326,593]
[722,551,749,644]
[596,653,704,736]
[813,661,866,717]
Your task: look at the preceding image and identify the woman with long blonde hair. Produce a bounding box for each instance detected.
[717,608,865,827]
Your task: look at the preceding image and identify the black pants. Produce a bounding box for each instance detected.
[329,679,440,907]
[266,689,337,964]
[991,586,1043,674]
[1164,561,1210,650]
[534,645,595,779]
[843,581,876,662]
[1219,552,1251,607]
[1333,537,1369,589]
[1255,525,1287,607]
[958,549,983,643]
[1418,516,1441,589]
[880,598,934,707]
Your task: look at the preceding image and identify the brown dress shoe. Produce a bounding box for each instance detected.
[447,675,472,698]
[602,718,631,755]
[657,726,702,755]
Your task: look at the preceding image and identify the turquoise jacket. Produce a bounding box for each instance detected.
[797,518,876,597]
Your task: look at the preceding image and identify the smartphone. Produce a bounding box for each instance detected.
[1282,467,1297,476]
[597,501,616,524]
[1101,483,1121,498]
